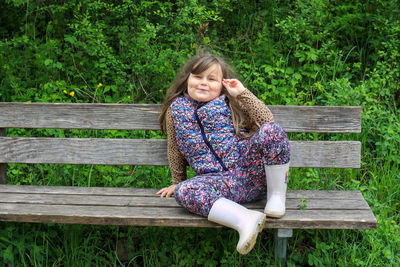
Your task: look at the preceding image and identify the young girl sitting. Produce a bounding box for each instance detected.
[157,52,290,254]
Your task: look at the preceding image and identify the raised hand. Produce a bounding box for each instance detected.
[222,79,246,98]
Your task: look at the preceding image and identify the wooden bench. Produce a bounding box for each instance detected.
[0,102,377,264]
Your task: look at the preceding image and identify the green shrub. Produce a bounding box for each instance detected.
[1,0,399,265]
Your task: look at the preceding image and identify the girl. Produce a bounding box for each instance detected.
[157,52,290,254]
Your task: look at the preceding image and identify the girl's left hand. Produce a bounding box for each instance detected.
[222,79,246,98]
[156,184,177,198]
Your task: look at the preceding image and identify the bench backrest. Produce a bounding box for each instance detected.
[0,103,362,183]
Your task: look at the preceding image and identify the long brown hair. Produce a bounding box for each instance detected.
[159,52,256,138]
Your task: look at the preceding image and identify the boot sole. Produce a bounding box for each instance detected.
[237,214,267,255]
[264,210,285,218]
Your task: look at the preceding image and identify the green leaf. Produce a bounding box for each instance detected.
[286,67,294,74]
[64,35,77,44]
[44,59,53,66]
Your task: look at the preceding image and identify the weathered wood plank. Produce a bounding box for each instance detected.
[0,185,365,199]
[246,198,371,210]
[290,141,361,168]
[0,137,168,166]
[0,186,376,229]
[284,190,365,199]
[0,184,159,196]
[263,209,377,229]
[0,128,6,184]
[269,106,361,133]
[0,103,161,130]
[0,203,377,229]
[0,103,361,133]
[0,138,361,168]
[0,192,371,210]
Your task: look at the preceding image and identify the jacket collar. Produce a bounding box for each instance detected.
[183,93,226,109]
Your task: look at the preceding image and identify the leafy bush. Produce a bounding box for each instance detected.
[0,0,399,265]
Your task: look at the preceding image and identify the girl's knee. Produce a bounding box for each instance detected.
[260,122,289,143]
[261,121,284,135]
[173,179,204,205]
[173,179,214,217]
[173,181,187,204]
[259,122,290,164]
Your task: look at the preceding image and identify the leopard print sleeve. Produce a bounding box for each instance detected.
[236,88,274,126]
[166,107,188,184]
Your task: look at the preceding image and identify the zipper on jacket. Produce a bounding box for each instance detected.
[194,108,229,172]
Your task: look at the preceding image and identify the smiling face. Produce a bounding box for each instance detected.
[187,63,223,102]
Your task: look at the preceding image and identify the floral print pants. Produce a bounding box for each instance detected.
[174,122,290,217]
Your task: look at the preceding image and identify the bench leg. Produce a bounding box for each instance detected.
[274,228,293,267]
[0,164,6,184]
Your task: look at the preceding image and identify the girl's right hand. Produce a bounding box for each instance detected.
[222,78,246,98]
[156,184,177,198]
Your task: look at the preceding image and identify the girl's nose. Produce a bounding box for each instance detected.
[200,77,208,85]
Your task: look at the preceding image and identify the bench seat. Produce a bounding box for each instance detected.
[0,185,376,229]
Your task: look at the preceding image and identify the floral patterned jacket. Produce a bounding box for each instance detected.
[166,89,274,184]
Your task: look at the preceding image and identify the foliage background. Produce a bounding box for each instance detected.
[0,0,399,266]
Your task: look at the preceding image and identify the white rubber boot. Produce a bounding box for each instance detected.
[264,163,290,218]
[208,198,266,255]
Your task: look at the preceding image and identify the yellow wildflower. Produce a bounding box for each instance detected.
[70,91,75,97]
[63,90,68,94]
[98,83,103,87]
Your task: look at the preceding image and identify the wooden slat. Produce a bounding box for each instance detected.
[290,140,361,168]
[0,185,159,196]
[269,106,361,133]
[0,138,361,168]
[0,137,167,166]
[0,193,371,210]
[0,203,377,229]
[0,103,161,130]
[0,103,361,133]
[263,210,377,229]
[0,185,366,199]
[0,186,377,229]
